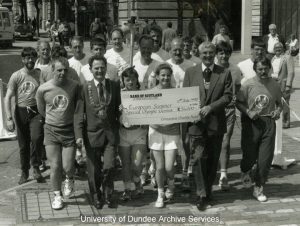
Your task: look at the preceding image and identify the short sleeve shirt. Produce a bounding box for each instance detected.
[237,77,282,116]
[133,59,161,90]
[166,59,195,88]
[7,68,41,107]
[36,79,80,127]
[104,47,131,76]
[68,56,88,77]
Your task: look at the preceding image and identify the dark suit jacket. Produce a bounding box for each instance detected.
[183,64,233,135]
[263,34,285,53]
[75,78,121,147]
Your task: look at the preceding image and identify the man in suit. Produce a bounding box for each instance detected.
[75,55,121,209]
[183,42,232,211]
[263,24,285,60]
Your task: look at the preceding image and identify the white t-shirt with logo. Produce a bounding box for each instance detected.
[8,68,41,107]
[166,59,195,88]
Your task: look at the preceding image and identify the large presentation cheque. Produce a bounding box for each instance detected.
[121,87,200,125]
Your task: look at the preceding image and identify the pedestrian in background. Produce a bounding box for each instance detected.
[162,22,177,52]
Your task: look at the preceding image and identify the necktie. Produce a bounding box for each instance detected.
[98,83,105,102]
[203,68,212,82]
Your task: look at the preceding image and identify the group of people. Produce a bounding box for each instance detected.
[4,21,295,212]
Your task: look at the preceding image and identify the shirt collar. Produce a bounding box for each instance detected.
[268,33,278,39]
[202,63,214,72]
[94,78,105,87]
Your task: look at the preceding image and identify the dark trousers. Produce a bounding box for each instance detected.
[219,107,236,170]
[15,106,43,172]
[282,95,290,127]
[240,115,275,187]
[85,142,115,201]
[189,132,224,196]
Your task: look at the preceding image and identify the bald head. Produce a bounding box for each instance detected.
[37,40,51,61]
[170,37,184,64]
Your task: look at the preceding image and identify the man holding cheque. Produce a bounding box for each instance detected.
[183,42,233,211]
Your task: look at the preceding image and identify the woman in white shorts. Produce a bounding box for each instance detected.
[149,63,180,208]
[119,67,148,201]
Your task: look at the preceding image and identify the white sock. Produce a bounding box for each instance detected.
[54,191,61,196]
[157,188,164,196]
[220,170,227,179]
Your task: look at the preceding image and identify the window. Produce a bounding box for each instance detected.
[2,12,11,27]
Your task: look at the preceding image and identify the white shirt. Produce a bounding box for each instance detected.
[271,56,281,79]
[133,48,170,63]
[133,58,160,90]
[68,56,88,77]
[202,63,214,90]
[104,47,131,76]
[267,34,280,54]
[166,59,195,88]
[237,58,256,85]
[34,59,52,71]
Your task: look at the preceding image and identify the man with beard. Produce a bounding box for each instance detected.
[182,36,202,65]
[68,36,89,77]
[104,28,130,77]
[80,37,118,82]
[133,25,170,63]
[183,42,232,210]
[238,40,267,84]
[75,55,120,209]
[5,47,44,185]
[36,57,82,210]
[236,57,282,202]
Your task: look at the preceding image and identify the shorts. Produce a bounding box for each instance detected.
[224,107,236,139]
[148,126,180,151]
[44,123,75,147]
[119,126,147,147]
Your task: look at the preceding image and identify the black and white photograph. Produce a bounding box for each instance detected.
[0,0,299,225]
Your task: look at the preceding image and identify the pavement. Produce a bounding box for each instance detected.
[1,40,300,225]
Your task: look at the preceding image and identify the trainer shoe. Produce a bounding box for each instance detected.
[253,186,267,202]
[165,188,174,201]
[241,171,252,188]
[219,177,230,191]
[120,189,131,202]
[39,160,47,172]
[18,170,29,185]
[63,177,74,197]
[33,167,43,183]
[155,192,165,208]
[134,180,144,196]
[52,195,64,210]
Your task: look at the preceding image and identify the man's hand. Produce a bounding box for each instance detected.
[199,105,212,117]
[6,119,14,132]
[247,109,259,120]
[283,88,291,100]
[76,138,83,149]
[271,109,281,120]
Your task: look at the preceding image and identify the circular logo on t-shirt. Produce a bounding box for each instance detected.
[20,81,35,94]
[254,94,269,109]
[53,95,69,111]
